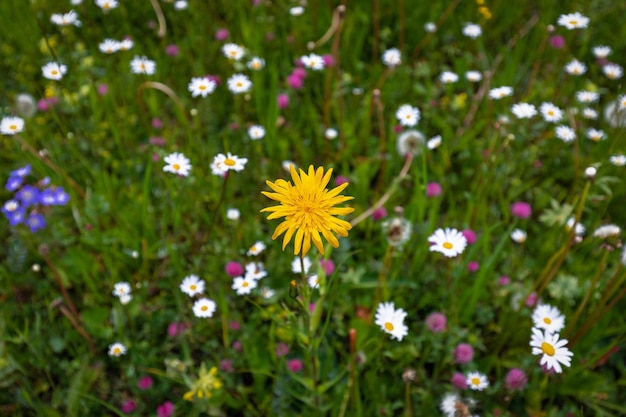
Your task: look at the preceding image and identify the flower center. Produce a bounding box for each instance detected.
[541,341,555,356]
[471,377,480,386]
[190,285,196,290]
[384,322,394,331]
[113,347,121,355]
[173,163,181,171]
[199,85,206,90]
[140,63,146,70]
[201,306,208,311]
[230,51,236,56]
[51,70,58,75]
[548,111,554,116]
[242,281,249,287]
[442,242,453,250]
[224,158,236,167]
[253,62,260,69]
[236,82,242,87]
[9,124,16,130]
[569,20,577,25]
[543,317,552,325]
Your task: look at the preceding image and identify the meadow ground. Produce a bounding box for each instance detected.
[1,0,626,416]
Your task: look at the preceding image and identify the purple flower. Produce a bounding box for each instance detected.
[319,259,335,275]
[54,188,70,205]
[156,401,174,417]
[16,185,40,207]
[322,54,335,67]
[275,342,289,357]
[549,35,565,49]
[39,188,57,206]
[151,118,163,129]
[287,74,304,89]
[5,176,23,192]
[165,44,179,57]
[26,213,46,232]
[137,376,153,390]
[233,340,242,352]
[372,207,387,221]
[120,399,136,413]
[498,275,510,286]
[511,201,532,219]
[168,322,186,337]
[505,368,527,391]
[426,182,442,197]
[287,359,303,373]
[467,261,479,272]
[335,176,349,186]
[225,261,243,277]
[229,321,241,331]
[461,229,476,244]
[7,208,26,226]
[98,84,108,96]
[451,372,468,389]
[215,28,229,41]
[525,292,538,307]
[292,67,307,79]
[425,312,447,333]
[220,359,234,373]
[10,164,31,177]
[277,93,289,109]
[453,343,474,364]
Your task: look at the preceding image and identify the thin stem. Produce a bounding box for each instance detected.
[148,0,167,38]
[567,250,609,334]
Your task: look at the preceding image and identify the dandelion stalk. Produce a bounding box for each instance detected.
[148,0,167,38]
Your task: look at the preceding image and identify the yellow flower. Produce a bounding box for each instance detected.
[261,165,354,256]
[183,365,222,401]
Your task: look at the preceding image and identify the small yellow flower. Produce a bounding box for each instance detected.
[184,365,222,401]
[261,165,354,256]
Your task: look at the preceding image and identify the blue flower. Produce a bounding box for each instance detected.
[54,188,70,205]
[26,213,46,232]
[15,185,40,207]
[39,188,57,206]
[7,208,26,226]
[10,164,31,178]
[5,176,23,192]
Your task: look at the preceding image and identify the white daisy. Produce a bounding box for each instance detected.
[163,152,192,176]
[586,128,605,142]
[582,107,598,119]
[0,116,25,135]
[557,12,589,30]
[42,62,67,80]
[374,302,408,341]
[247,241,266,256]
[119,294,132,305]
[244,262,267,280]
[188,77,217,98]
[308,274,320,289]
[382,48,401,67]
[174,0,187,10]
[180,275,205,297]
[289,6,305,16]
[232,275,257,295]
[440,71,459,84]
[227,74,252,94]
[108,342,127,357]
[593,224,621,239]
[96,0,119,11]
[324,128,338,140]
[530,328,573,373]
[260,287,275,299]
[466,371,489,390]
[247,57,265,71]
[489,86,513,100]
[424,22,437,33]
[112,282,132,297]
[619,94,626,110]
[610,154,626,166]
[603,63,623,80]
[192,298,217,318]
[555,125,576,143]
[291,256,312,274]
[532,304,565,334]
[565,60,586,76]
[130,56,156,75]
[248,125,265,140]
[540,102,563,123]
[222,43,245,61]
[99,39,120,54]
[396,104,420,127]
[427,135,442,150]
[576,91,599,103]
[511,103,537,119]
[51,10,81,26]
[592,46,611,58]
[511,228,527,243]
[462,23,482,38]
[301,53,324,71]
[428,228,467,258]
[465,70,482,82]
[118,38,133,51]
[210,152,248,176]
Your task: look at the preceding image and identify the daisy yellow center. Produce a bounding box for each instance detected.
[242,281,249,287]
[201,305,208,311]
[190,284,196,290]
[548,111,554,116]
[51,70,58,75]
[199,85,206,90]
[173,163,181,170]
[569,20,577,25]
[107,48,112,52]
[541,341,555,356]
[224,158,236,167]
[442,242,453,249]
[543,317,552,325]
[253,62,260,69]
[384,322,394,331]
[471,377,480,386]
[236,82,242,87]
[230,51,236,56]
[113,347,121,355]
[9,124,16,130]
[104,3,110,9]
[140,63,146,70]
[573,68,579,74]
